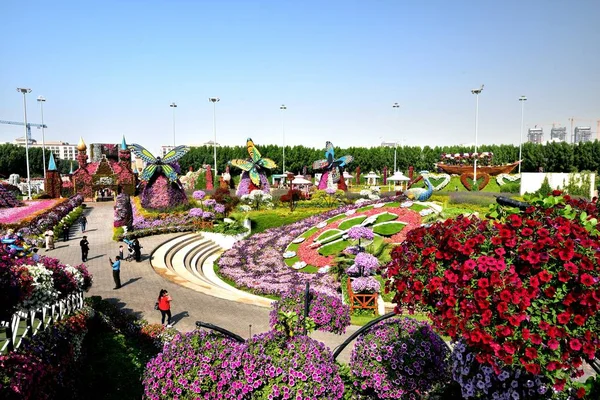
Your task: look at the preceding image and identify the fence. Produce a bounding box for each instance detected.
[0,291,85,353]
[347,277,378,315]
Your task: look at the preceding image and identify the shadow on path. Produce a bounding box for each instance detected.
[86,254,105,261]
[121,277,142,288]
[170,311,190,326]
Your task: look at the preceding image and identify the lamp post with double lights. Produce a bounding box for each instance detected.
[37,96,47,179]
[280,104,287,173]
[17,88,33,199]
[518,96,527,174]
[170,102,177,147]
[208,97,220,181]
[470,85,484,185]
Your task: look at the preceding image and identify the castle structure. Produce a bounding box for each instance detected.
[72,136,136,200]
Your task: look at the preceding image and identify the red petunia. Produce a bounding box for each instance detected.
[548,339,560,350]
[497,302,509,314]
[507,214,523,228]
[558,271,571,283]
[525,347,538,360]
[580,273,595,286]
[538,270,553,283]
[544,286,556,298]
[573,315,586,326]
[557,312,571,324]
[576,388,586,399]
[569,339,582,351]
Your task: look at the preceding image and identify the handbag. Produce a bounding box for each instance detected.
[154,302,159,310]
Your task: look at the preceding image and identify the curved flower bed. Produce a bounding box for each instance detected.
[0,199,62,225]
[296,206,422,268]
[17,195,84,237]
[218,197,408,297]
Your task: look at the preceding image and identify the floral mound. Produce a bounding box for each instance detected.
[236,170,270,196]
[386,193,600,396]
[269,285,351,335]
[143,330,344,399]
[140,174,187,210]
[349,317,449,399]
[0,183,21,208]
[114,192,133,228]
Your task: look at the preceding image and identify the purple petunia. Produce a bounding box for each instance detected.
[347,226,374,241]
[192,190,206,200]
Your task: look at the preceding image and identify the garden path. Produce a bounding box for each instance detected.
[48,202,359,362]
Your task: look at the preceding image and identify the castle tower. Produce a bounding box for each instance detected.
[45,152,62,198]
[77,136,88,168]
[118,135,132,169]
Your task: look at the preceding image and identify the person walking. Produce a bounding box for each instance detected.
[44,229,55,251]
[118,245,124,260]
[109,256,122,289]
[157,289,172,327]
[133,238,142,262]
[62,224,70,242]
[80,215,87,233]
[80,236,89,262]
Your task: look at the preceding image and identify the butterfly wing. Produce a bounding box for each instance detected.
[162,145,190,164]
[161,164,178,182]
[247,138,262,163]
[312,159,329,170]
[248,168,261,186]
[325,141,335,165]
[230,159,254,172]
[129,144,157,164]
[333,155,354,168]
[140,164,158,181]
[257,157,277,170]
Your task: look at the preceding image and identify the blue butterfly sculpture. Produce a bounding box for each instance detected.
[312,141,353,184]
[129,144,189,182]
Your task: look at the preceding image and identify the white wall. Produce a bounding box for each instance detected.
[520,172,596,199]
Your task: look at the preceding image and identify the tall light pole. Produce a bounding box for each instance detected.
[392,103,400,172]
[280,104,287,173]
[518,96,527,174]
[471,85,484,185]
[208,97,220,182]
[37,96,47,179]
[17,88,32,200]
[169,102,177,147]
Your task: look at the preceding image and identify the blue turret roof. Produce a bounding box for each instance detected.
[48,152,57,171]
[121,136,127,150]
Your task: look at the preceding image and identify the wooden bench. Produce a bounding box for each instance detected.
[347,277,378,315]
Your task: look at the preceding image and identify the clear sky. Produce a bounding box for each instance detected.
[1,0,599,155]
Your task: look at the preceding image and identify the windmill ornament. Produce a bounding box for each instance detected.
[229,138,277,196]
[312,141,353,190]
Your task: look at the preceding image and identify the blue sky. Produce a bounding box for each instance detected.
[1,0,599,154]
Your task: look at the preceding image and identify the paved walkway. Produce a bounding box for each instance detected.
[48,202,358,362]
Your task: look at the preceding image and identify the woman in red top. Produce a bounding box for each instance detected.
[157,289,172,327]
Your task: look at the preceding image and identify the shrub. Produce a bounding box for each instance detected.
[349,317,449,399]
[211,187,240,215]
[499,181,520,193]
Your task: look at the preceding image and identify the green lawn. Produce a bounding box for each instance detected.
[374,212,398,224]
[316,229,343,242]
[356,205,374,213]
[372,222,406,236]
[409,203,428,211]
[338,215,367,230]
[385,202,401,208]
[319,239,352,256]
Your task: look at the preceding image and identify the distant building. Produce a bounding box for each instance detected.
[160,145,175,157]
[574,127,592,143]
[89,143,120,162]
[380,141,398,148]
[13,137,78,160]
[527,128,544,144]
[550,127,567,142]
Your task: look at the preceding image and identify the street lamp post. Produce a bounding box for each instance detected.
[37,96,47,179]
[471,85,484,186]
[209,98,220,182]
[17,88,32,200]
[518,96,527,174]
[170,102,177,147]
[280,104,287,174]
[392,103,400,172]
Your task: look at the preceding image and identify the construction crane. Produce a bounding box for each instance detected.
[0,120,47,141]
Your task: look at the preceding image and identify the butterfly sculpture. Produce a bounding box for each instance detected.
[229,138,277,186]
[312,141,353,184]
[128,144,189,182]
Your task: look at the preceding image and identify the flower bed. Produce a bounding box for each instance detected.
[218,196,409,297]
[386,193,600,396]
[16,195,84,237]
[0,199,62,226]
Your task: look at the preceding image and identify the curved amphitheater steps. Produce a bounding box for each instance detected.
[150,233,272,308]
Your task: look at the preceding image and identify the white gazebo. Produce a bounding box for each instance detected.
[364,171,380,186]
[343,171,354,187]
[291,174,312,196]
[387,171,411,191]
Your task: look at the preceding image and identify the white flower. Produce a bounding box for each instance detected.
[20,264,59,311]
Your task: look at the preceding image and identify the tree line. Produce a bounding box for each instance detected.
[179,141,600,176]
[1,140,597,181]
